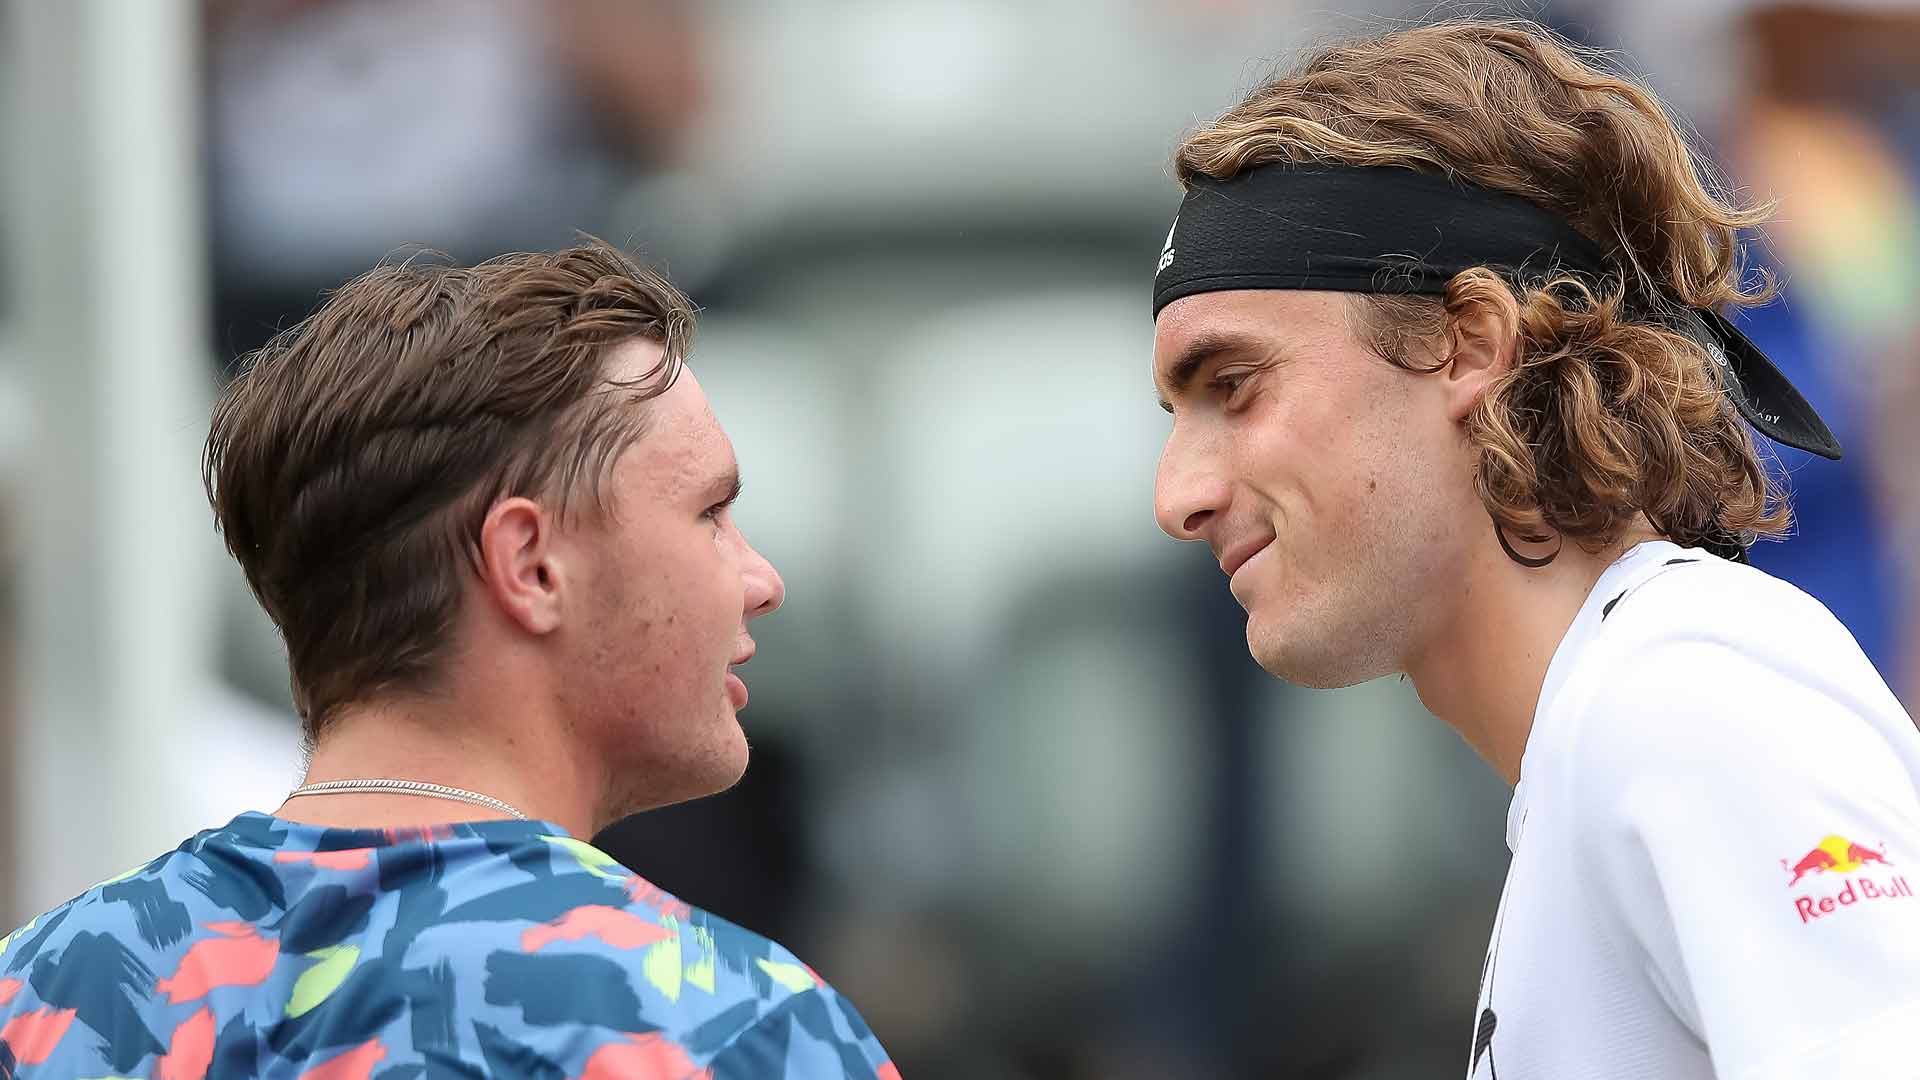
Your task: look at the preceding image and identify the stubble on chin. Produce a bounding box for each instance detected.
[1243,569,1410,690]
[596,715,750,826]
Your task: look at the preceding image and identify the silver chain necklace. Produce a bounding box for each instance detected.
[285,778,528,820]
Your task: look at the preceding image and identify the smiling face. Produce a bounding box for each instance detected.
[1153,290,1478,687]
[555,351,785,814]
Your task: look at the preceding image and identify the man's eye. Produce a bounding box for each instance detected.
[704,480,742,523]
[1211,371,1253,401]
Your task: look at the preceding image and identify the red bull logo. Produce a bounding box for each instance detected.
[1782,834,1912,924]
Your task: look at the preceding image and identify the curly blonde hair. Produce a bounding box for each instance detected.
[1176,19,1789,555]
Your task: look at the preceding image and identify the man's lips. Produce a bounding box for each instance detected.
[727,641,755,709]
[1218,536,1275,578]
[730,628,757,666]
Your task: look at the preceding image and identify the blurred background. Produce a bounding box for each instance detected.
[2,1,1917,1076]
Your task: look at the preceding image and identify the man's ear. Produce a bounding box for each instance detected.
[477,497,565,636]
[1440,286,1521,423]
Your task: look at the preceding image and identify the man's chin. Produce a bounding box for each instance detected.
[1247,622,1373,690]
[606,728,750,820]
[688,725,751,798]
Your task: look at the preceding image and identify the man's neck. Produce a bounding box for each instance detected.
[279,687,603,839]
[1406,524,1659,785]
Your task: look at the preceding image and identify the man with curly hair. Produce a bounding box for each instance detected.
[1150,20,1920,1079]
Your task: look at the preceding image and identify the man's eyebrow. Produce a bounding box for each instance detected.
[1155,330,1264,412]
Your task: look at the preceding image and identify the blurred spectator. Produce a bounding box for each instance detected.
[203,0,708,361]
[1728,2,1920,707]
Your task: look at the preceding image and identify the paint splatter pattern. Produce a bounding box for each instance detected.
[0,814,899,1079]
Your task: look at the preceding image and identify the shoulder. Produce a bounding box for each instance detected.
[485,834,896,1078]
[1555,556,1915,823]
[1,846,191,977]
[1568,553,1892,732]
[1590,552,1852,659]
[0,843,213,1054]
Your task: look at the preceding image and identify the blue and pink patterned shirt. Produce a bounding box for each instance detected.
[0,812,899,1079]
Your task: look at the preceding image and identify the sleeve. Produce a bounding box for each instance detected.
[1570,637,1920,1080]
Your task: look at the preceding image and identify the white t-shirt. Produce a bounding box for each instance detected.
[1468,540,1920,1080]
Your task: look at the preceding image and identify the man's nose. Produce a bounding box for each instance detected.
[1154,425,1229,543]
[741,538,785,618]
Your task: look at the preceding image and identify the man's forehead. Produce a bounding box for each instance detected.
[616,364,735,490]
[1156,291,1355,360]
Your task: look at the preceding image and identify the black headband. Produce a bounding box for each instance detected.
[1151,164,1842,462]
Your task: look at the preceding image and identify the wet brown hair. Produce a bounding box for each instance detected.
[1176,19,1790,556]
[205,239,694,738]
